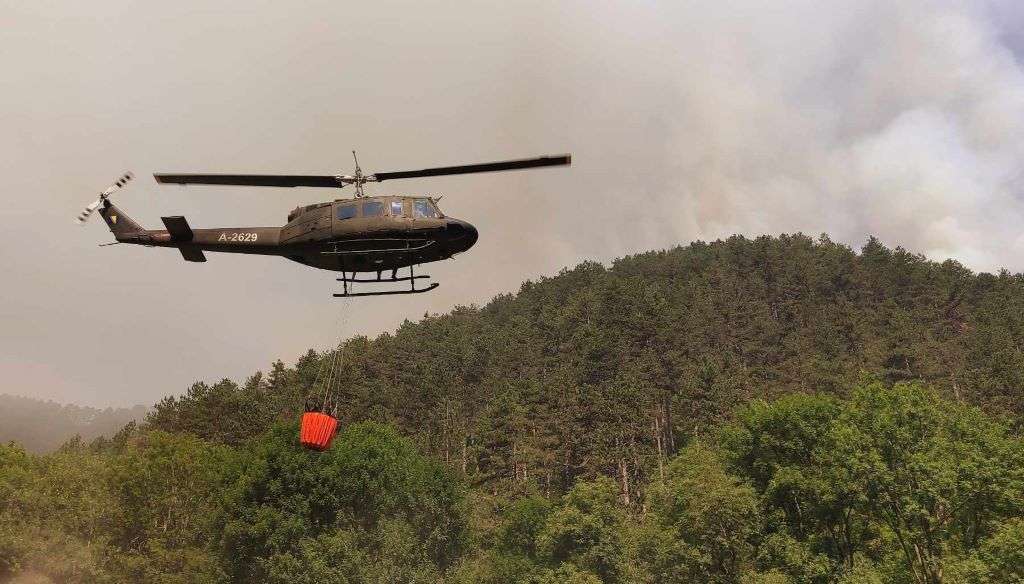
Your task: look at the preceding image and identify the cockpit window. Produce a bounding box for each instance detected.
[390,200,403,217]
[362,201,385,217]
[337,204,357,220]
[413,199,438,219]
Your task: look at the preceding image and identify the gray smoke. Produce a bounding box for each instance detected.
[2,0,1023,406]
[544,0,1024,269]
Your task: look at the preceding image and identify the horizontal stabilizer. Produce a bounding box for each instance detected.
[162,216,194,241]
[179,246,206,262]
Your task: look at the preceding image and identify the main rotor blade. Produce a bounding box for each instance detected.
[372,154,571,182]
[154,174,344,188]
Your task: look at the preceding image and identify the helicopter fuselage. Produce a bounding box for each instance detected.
[108,195,478,273]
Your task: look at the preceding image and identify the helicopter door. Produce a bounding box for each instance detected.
[358,200,388,234]
[391,198,413,233]
[309,207,332,240]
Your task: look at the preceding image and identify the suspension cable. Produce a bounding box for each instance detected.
[320,301,348,415]
[305,300,349,415]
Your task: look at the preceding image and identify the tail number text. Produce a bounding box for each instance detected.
[218,232,258,242]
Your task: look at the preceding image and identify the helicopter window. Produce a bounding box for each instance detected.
[390,200,403,217]
[337,204,357,220]
[362,201,385,217]
[413,199,438,219]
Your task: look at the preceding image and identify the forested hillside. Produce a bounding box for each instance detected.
[0,395,147,453]
[150,234,1024,497]
[3,234,1024,583]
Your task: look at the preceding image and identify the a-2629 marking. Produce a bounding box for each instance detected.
[218,232,258,242]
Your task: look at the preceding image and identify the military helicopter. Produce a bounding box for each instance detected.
[76,153,571,297]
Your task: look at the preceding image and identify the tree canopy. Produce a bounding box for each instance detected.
[4,234,1024,583]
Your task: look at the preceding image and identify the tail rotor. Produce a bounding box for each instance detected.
[76,172,134,225]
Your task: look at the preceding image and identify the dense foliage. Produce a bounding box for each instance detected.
[4,384,1024,583]
[153,234,1024,498]
[3,234,1024,583]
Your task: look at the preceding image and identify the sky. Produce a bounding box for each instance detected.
[3,0,1024,407]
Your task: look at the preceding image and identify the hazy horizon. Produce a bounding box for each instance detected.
[4,1,1024,407]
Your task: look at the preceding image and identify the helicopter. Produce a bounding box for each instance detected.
[76,153,571,297]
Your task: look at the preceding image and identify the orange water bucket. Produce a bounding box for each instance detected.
[300,412,339,451]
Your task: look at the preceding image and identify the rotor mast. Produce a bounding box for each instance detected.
[351,151,366,198]
[330,150,376,197]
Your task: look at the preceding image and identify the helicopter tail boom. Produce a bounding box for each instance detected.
[98,200,145,240]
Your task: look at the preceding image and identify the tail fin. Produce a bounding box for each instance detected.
[98,200,144,240]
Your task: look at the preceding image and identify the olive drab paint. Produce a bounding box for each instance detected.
[100,195,475,266]
[84,154,570,297]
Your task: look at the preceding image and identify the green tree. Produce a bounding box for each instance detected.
[0,442,117,583]
[105,431,231,582]
[948,517,1024,583]
[536,477,628,583]
[822,382,1024,584]
[523,563,603,584]
[646,443,761,583]
[723,393,846,581]
[218,421,467,582]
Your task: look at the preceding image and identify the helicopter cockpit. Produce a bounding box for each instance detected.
[336,197,444,220]
[411,197,442,219]
[287,196,445,224]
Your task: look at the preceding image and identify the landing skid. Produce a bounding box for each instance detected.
[333,266,439,298]
[333,283,439,298]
